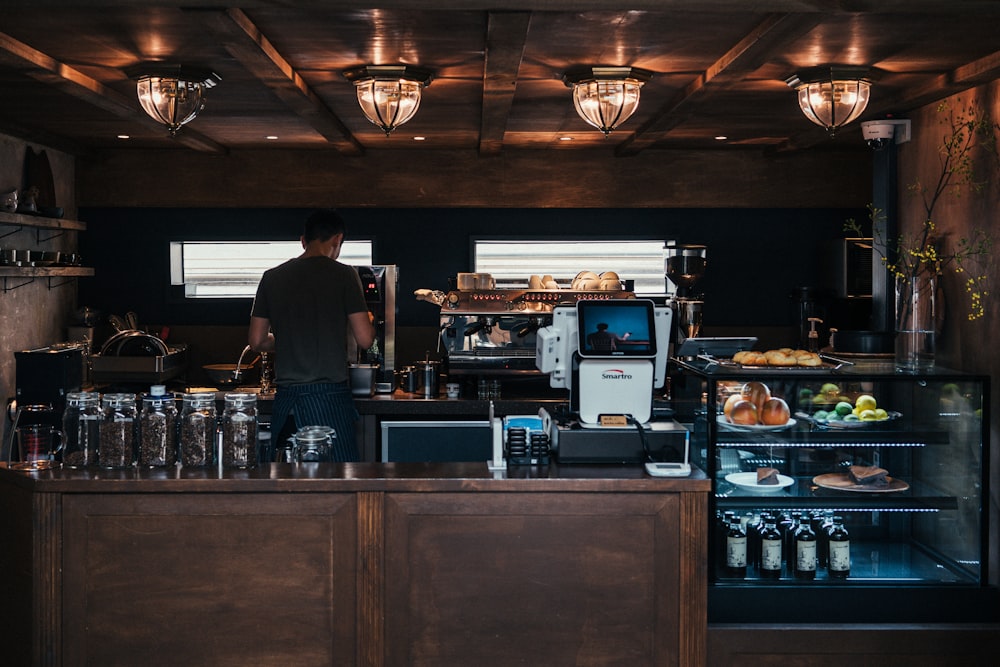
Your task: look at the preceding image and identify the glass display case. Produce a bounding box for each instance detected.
[671,358,994,623]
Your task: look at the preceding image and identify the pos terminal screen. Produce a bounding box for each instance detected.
[576,299,656,358]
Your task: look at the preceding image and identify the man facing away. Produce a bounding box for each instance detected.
[248,209,375,461]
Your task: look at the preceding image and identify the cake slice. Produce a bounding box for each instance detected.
[848,465,888,486]
[756,467,779,485]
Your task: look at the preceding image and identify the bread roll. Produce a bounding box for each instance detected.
[765,349,798,366]
[795,351,822,366]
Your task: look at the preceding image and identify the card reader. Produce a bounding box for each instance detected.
[644,461,692,477]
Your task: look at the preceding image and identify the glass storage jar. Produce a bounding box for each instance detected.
[180,392,216,467]
[222,393,257,468]
[139,385,178,468]
[99,393,137,469]
[291,425,336,462]
[62,391,101,468]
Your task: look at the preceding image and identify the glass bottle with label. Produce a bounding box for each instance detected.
[99,393,137,469]
[222,393,257,468]
[793,515,817,580]
[717,511,735,573]
[62,391,101,468]
[827,515,851,579]
[139,385,178,468]
[782,512,802,577]
[725,517,747,579]
[759,515,783,580]
[746,512,762,574]
[180,392,217,467]
[817,511,834,568]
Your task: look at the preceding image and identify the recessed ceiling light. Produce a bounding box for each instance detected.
[413,136,426,141]
[266,135,278,140]
[117,134,130,140]
[714,135,728,141]
[559,136,574,141]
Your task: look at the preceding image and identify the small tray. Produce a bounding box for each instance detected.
[699,352,853,371]
[813,473,909,493]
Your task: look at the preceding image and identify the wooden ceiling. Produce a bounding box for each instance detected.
[2,1,999,157]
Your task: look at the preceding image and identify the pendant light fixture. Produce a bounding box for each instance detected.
[126,64,221,136]
[563,66,652,136]
[343,65,434,136]
[785,66,873,136]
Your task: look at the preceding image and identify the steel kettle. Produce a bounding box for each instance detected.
[397,366,420,393]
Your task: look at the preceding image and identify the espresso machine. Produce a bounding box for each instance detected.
[665,244,706,346]
[354,265,398,393]
[438,284,635,389]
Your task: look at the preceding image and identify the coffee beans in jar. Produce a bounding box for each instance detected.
[62,391,101,468]
[99,393,137,469]
[180,392,216,467]
[222,393,257,468]
[139,385,178,467]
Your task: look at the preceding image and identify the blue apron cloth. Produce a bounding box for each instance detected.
[270,381,359,462]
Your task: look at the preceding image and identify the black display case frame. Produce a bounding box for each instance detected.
[671,358,997,623]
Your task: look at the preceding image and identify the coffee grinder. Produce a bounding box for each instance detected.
[665,244,706,347]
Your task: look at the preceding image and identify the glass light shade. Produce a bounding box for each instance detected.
[136,75,210,135]
[563,66,651,136]
[572,79,644,136]
[789,68,872,135]
[353,78,423,135]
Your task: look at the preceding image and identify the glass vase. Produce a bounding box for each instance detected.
[895,273,936,372]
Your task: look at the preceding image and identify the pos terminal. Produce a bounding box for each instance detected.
[530,299,690,472]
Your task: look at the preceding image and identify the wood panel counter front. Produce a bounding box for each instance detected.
[0,462,710,667]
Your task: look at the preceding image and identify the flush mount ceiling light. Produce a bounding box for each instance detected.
[785,65,873,136]
[125,64,221,136]
[563,66,652,136]
[343,65,434,136]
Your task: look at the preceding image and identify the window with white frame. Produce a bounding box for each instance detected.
[169,240,374,298]
[473,240,670,294]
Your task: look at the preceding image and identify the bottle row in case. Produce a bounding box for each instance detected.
[62,388,258,469]
[719,510,850,581]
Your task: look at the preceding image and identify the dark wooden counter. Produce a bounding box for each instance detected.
[0,462,710,667]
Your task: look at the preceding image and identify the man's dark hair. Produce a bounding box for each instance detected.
[303,209,347,243]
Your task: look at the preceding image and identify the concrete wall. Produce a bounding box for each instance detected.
[0,134,79,424]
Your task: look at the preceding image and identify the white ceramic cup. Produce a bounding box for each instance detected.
[446,382,460,398]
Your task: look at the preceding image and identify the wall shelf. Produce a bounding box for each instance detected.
[0,210,86,242]
[1,211,91,290]
[0,266,94,292]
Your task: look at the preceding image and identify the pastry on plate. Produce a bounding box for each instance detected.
[756,467,779,485]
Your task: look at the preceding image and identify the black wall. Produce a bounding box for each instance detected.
[79,207,869,332]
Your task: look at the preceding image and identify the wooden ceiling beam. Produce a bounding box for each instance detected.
[616,13,823,156]
[0,30,226,154]
[479,11,532,156]
[871,47,1000,117]
[199,8,364,156]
